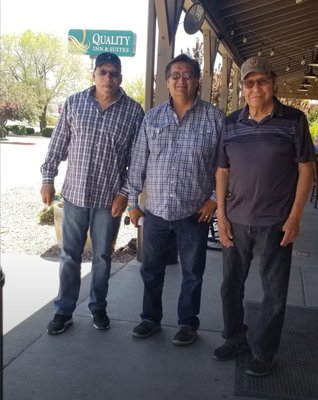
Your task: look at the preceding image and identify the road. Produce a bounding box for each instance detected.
[0,134,66,192]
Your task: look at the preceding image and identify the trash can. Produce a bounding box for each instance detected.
[0,266,5,400]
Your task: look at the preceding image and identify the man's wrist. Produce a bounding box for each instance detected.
[127,205,139,212]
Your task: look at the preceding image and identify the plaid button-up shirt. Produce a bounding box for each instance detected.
[41,86,144,208]
[128,98,225,221]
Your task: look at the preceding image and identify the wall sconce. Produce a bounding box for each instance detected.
[300,56,306,66]
[270,47,275,56]
[242,35,247,44]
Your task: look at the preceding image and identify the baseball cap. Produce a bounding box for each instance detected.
[95,52,121,71]
[240,56,272,80]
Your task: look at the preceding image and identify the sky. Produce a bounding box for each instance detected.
[1,0,203,82]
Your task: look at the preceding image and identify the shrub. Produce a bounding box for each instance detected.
[39,205,55,225]
[41,127,54,137]
[38,194,62,225]
[9,124,27,134]
[10,124,21,134]
[4,125,12,132]
[26,127,35,135]
[19,125,26,135]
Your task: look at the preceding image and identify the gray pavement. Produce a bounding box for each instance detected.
[2,202,318,400]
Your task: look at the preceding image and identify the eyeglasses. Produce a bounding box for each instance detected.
[242,77,272,89]
[167,71,197,80]
[96,69,121,78]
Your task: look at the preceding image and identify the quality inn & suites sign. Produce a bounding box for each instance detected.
[68,29,136,57]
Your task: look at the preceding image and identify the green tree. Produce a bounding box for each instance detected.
[123,77,145,109]
[307,104,318,124]
[0,72,40,136]
[1,30,90,130]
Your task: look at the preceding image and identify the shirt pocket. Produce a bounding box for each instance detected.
[148,124,172,154]
[192,129,215,159]
[109,121,133,153]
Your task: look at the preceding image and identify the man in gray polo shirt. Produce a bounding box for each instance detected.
[213,56,315,376]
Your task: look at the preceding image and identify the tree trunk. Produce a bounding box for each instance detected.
[39,105,47,132]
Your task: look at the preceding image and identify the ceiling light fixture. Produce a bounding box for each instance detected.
[304,66,317,79]
[300,78,312,87]
[309,51,318,67]
[298,85,308,92]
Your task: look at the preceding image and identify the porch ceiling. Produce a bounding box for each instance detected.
[193,0,318,100]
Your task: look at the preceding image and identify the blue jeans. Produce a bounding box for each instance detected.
[221,222,293,362]
[140,211,209,329]
[54,199,121,315]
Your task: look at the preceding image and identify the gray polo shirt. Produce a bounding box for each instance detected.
[216,97,315,226]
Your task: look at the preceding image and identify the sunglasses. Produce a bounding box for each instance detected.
[242,77,272,89]
[167,71,197,80]
[96,69,121,78]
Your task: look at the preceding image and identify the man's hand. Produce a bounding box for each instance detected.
[40,184,55,206]
[111,194,128,217]
[280,215,301,247]
[128,207,145,228]
[197,199,217,223]
[217,215,234,248]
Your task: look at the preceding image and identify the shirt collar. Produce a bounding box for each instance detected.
[238,96,284,122]
[168,94,200,111]
[88,85,124,100]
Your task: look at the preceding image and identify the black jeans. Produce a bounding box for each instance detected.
[221,222,293,362]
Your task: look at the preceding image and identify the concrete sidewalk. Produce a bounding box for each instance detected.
[2,202,318,400]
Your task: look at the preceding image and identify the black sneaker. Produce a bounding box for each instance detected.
[47,314,73,335]
[212,338,249,361]
[172,327,197,346]
[91,310,110,330]
[245,357,273,377]
[131,321,161,338]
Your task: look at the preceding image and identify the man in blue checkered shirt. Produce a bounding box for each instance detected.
[41,52,144,335]
[127,54,225,346]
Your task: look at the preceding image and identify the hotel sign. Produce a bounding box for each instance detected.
[68,29,136,57]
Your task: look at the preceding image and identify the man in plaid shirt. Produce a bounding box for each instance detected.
[41,52,144,334]
[128,54,225,345]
